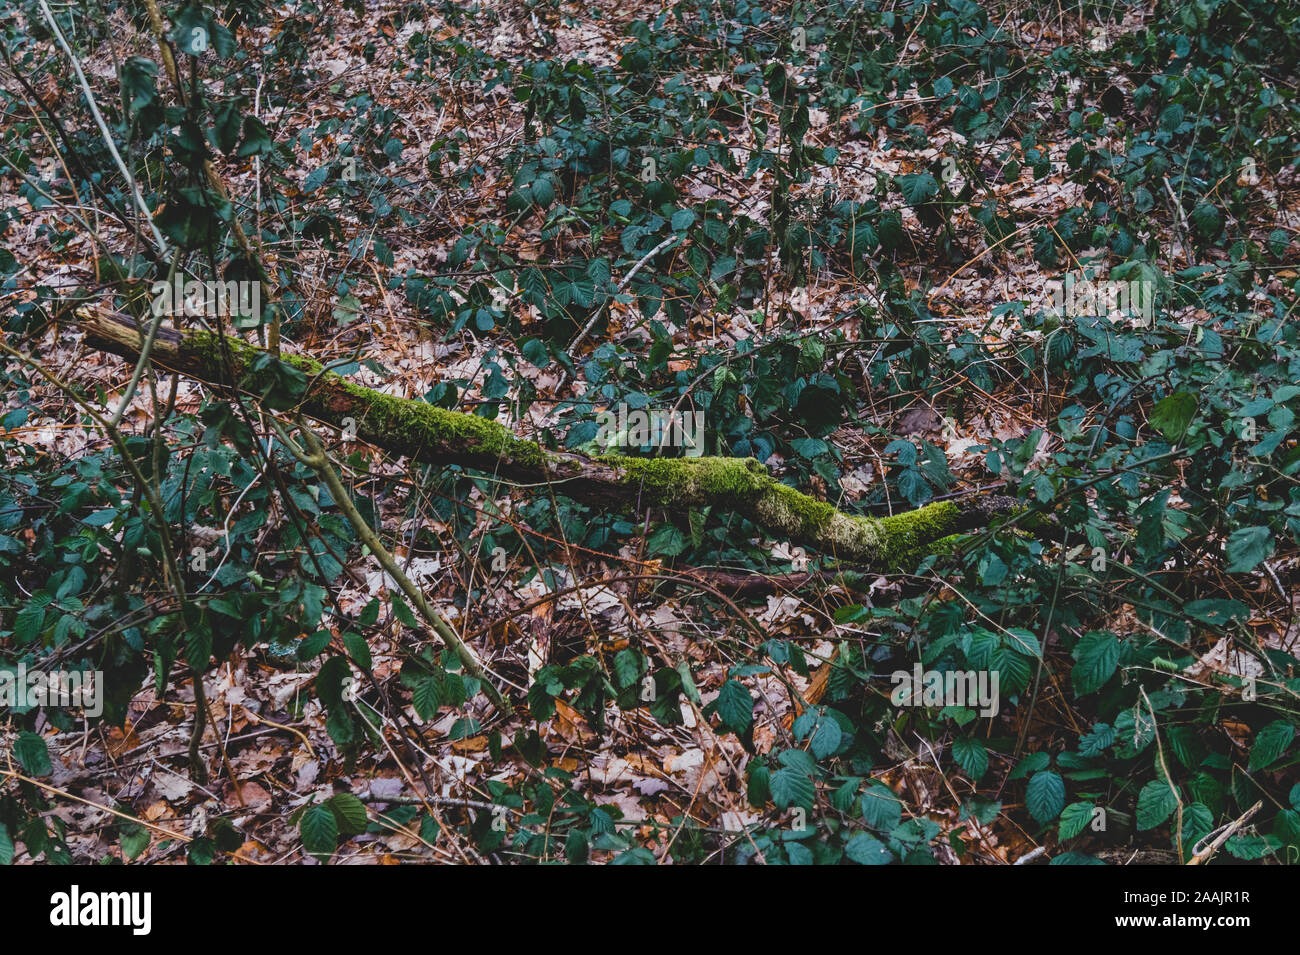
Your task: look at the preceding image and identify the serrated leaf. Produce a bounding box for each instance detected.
[769,766,815,810]
[300,803,339,857]
[413,676,442,720]
[341,631,371,670]
[1026,770,1065,823]
[1225,834,1276,860]
[1148,391,1196,443]
[119,822,150,861]
[860,784,902,830]
[613,648,643,689]
[13,732,50,776]
[952,737,988,780]
[1136,778,1180,830]
[897,172,939,206]
[844,832,894,864]
[808,716,842,759]
[1058,801,1095,840]
[328,793,369,835]
[1226,526,1274,574]
[1190,203,1222,239]
[1248,720,1294,772]
[1072,631,1120,694]
[715,679,753,734]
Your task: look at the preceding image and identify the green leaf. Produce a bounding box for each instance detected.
[1184,599,1249,627]
[1058,801,1095,840]
[844,832,894,864]
[342,632,371,670]
[1025,770,1065,823]
[860,784,903,830]
[1225,835,1275,860]
[1072,631,1120,694]
[1190,203,1222,239]
[1009,751,1050,780]
[14,602,46,645]
[646,523,687,556]
[952,737,988,780]
[897,172,940,206]
[1249,720,1294,772]
[1148,391,1196,443]
[0,823,11,865]
[1136,778,1179,830]
[13,732,50,776]
[300,803,339,858]
[612,649,643,689]
[328,793,369,835]
[808,715,842,759]
[1226,526,1274,574]
[769,766,815,810]
[715,679,753,734]
[413,676,442,720]
[119,822,150,861]
[302,165,331,193]
[236,116,273,158]
[391,596,417,628]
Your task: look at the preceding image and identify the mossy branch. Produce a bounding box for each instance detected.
[76,307,1015,567]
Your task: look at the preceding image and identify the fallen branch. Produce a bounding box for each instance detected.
[75,307,1016,567]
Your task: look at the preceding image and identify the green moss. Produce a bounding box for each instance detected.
[179,330,969,568]
[185,331,547,468]
[335,379,545,466]
[613,455,768,503]
[877,501,961,569]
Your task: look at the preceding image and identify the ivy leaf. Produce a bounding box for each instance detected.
[1026,770,1065,823]
[1136,778,1179,830]
[1248,720,1295,772]
[646,523,687,557]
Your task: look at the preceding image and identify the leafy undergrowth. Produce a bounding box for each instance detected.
[0,0,1298,864]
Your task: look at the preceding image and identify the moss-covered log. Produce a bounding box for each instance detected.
[75,308,1015,568]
